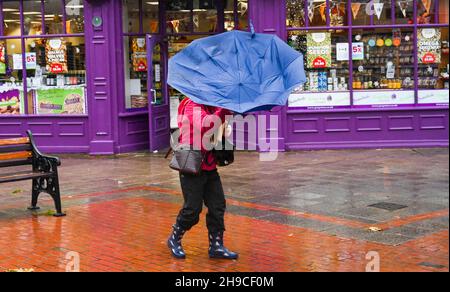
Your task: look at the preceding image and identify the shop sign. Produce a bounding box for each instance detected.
[418,89,449,105]
[35,88,85,115]
[46,39,68,74]
[354,90,415,106]
[307,33,332,69]
[0,89,23,115]
[418,28,441,64]
[289,92,351,108]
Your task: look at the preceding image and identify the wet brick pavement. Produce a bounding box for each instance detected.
[0,148,448,272]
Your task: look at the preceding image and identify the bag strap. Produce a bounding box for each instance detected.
[164,147,173,159]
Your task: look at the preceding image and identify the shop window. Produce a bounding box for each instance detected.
[287,30,351,108]
[436,0,449,24]
[417,27,449,105]
[123,0,140,33]
[352,28,416,106]
[143,1,159,33]
[0,40,25,115]
[0,1,86,116]
[193,0,217,33]
[124,36,149,109]
[351,0,392,26]
[287,0,306,28]
[307,0,327,27]
[46,0,64,34]
[417,0,448,24]
[65,0,84,33]
[23,0,42,36]
[352,29,414,91]
[166,0,191,33]
[2,1,21,37]
[395,0,414,24]
[25,37,86,115]
[224,0,248,31]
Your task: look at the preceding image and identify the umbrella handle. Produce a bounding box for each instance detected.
[249,19,255,38]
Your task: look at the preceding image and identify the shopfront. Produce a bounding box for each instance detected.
[0,0,249,154]
[0,0,448,154]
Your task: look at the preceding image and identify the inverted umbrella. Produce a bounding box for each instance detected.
[168,29,306,113]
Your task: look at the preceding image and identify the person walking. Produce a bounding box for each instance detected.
[167,97,238,260]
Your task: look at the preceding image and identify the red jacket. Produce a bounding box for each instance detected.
[177,98,230,171]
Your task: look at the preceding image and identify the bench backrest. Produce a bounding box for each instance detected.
[0,137,33,168]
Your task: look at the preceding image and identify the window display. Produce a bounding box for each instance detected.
[418,27,449,105]
[287,0,347,27]
[124,36,149,109]
[0,0,86,116]
[286,0,449,108]
[224,0,249,31]
[352,29,415,91]
[288,30,350,108]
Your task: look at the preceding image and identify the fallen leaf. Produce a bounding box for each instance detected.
[368,227,382,232]
[12,189,23,195]
[5,268,34,272]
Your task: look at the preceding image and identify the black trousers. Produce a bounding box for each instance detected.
[176,170,226,233]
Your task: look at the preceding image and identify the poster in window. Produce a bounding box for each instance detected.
[35,88,86,115]
[0,89,23,115]
[0,42,6,74]
[307,33,332,68]
[132,38,147,72]
[418,28,441,64]
[46,39,68,73]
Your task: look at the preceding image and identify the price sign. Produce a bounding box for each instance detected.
[352,42,364,60]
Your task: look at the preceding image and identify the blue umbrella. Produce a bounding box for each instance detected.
[168,29,306,114]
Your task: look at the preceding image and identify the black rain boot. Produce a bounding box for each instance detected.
[167,224,186,259]
[209,231,239,260]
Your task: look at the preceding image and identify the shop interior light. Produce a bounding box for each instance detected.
[13,12,41,15]
[146,2,159,5]
[2,8,19,12]
[3,19,20,23]
[66,5,84,9]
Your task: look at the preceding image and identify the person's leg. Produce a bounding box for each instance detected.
[168,172,206,259]
[203,170,226,233]
[203,170,238,260]
[176,172,206,230]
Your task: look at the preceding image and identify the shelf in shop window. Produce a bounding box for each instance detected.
[27,85,86,91]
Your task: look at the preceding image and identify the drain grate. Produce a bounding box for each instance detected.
[419,262,447,269]
[368,202,408,211]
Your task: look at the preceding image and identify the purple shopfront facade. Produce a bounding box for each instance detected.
[0,0,448,154]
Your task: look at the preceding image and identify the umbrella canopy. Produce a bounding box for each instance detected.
[168,30,306,113]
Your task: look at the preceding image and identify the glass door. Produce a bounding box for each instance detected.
[147,34,171,151]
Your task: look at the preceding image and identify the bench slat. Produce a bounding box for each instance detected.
[0,151,32,161]
[0,159,32,168]
[0,144,32,154]
[0,137,30,146]
[0,170,53,184]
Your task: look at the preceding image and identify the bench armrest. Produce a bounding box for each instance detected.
[26,131,62,167]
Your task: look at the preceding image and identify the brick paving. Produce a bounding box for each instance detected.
[0,148,448,272]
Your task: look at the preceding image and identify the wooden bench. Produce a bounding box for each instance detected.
[0,131,65,217]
